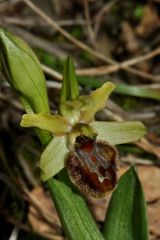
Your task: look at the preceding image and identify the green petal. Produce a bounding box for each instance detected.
[80,82,115,122]
[40,136,69,181]
[21,113,71,135]
[60,99,83,125]
[90,121,147,145]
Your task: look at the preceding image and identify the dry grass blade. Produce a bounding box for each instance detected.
[23,0,115,65]
[23,0,159,81]
[76,47,160,80]
[23,187,62,233]
[83,0,96,48]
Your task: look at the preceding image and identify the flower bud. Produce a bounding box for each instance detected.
[0,28,49,113]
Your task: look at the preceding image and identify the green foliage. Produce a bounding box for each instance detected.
[134,5,144,20]
[0,28,51,145]
[48,178,104,240]
[103,166,148,240]
[0,28,148,240]
[78,76,160,101]
[116,84,160,101]
[60,57,79,102]
[0,28,49,114]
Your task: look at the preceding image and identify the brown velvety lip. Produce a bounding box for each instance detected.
[66,135,118,198]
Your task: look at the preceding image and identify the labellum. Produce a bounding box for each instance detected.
[66,135,118,198]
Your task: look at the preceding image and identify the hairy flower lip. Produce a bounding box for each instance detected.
[66,135,118,198]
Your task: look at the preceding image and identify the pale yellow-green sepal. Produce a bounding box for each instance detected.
[40,136,69,181]
[90,121,147,145]
[20,113,71,136]
[80,82,115,123]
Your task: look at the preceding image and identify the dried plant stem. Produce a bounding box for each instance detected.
[23,0,159,81]
[23,0,114,65]
[83,0,96,48]
[94,0,119,36]
[23,187,62,232]
[76,47,160,79]
[42,47,160,82]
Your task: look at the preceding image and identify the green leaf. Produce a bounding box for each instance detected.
[21,113,71,136]
[1,29,103,240]
[48,178,104,240]
[40,136,69,181]
[78,77,160,101]
[103,166,148,240]
[90,121,147,145]
[60,57,79,103]
[80,82,115,122]
[116,84,160,101]
[0,28,49,113]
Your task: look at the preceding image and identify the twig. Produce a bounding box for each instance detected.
[5,216,63,240]
[76,47,160,80]
[23,0,115,65]
[9,225,20,240]
[23,187,62,232]
[0,0,21,13]
[42,47,160,81]
[23,0,160,81]
[121,154,153,165]
[1,16,86,28]
[42,64,62,80]
[94,0,119,36]
[0,92,22,110]
[83,0,96,48]
[6,25,67,58]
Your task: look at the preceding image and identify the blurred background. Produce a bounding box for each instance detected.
[0,0,160,239]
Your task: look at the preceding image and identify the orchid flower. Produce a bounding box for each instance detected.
[20,59,146,197]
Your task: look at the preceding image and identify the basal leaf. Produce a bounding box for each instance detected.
[116,84,160,101]
[48,178,104,240]
[90,121,147,145]
[103,166,148,240]
[78,76,160,101]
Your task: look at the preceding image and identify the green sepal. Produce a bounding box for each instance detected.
[21,113,71,136]
[40,136,69,181]
[90,121,147,145]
